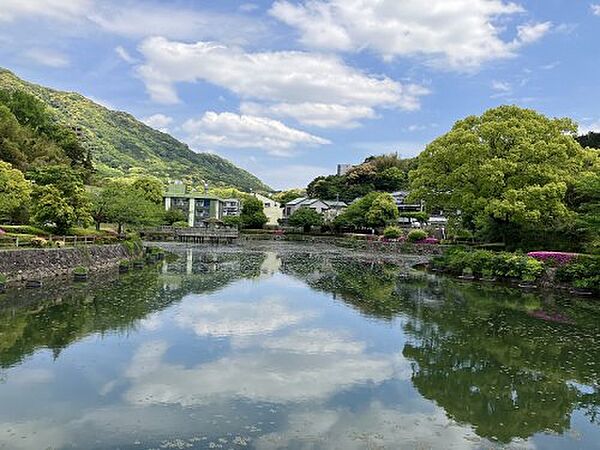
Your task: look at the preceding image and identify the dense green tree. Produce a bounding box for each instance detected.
[30,185,77,234]
[101,179,163,233]
[306,154,414,203]
[240,196,268,229]
[0,161,31,223]
[334,192,398,230]
[29,165,91,233]
[130,175,164,204]
[288,207,324,232]
[163,208,188,226]
[410,106,595,247]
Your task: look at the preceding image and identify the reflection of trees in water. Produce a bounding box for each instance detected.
[281,252,600,443]
[0,250,266,369]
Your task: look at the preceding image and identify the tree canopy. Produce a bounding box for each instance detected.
[334,192,398,230]
[288,207,324,232]
[307,154,415,203]
[409,106,598,248]
[0,161,31,223]
[240,197,268,229]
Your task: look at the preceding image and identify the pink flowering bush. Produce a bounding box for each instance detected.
[420,237,440,245]
[527,251,577,266]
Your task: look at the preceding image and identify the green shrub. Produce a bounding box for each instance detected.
[73,266,88,275]
[119,260,130,268]
[0,274,6,284]
[172,221,189,228]
[407,229,427,242]
[432,248,544,281]
[556,255,600,292]
[383,226,403,239]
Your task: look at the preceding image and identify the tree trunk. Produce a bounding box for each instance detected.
[118,223,123,234]
[95,221,101,231]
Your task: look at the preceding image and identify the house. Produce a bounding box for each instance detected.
[283,197,347,221]
[253,193,282,226]
[163,183,224,227]
[222,198,241,217]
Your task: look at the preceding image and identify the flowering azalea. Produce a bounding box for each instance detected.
[527,251,577,265]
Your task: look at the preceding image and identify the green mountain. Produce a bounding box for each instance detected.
[0,68,270,191]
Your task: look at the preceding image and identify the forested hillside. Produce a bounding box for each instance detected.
[0,68,270,192]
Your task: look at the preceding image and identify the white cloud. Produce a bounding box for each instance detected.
[89,3,266,44]
[492,80,512,92]
[124,336,395,406]
[142,113,174,132]
[174,294,312,337]
[23,48,70,68]
[592,4,600,16]
[240,102,377,128]
[270,0,551,69]
[115,45,136,64]
[516,21,552,44]
[182,112,330,157]
[136,37,428,128]
[253,403,516,450]
[0,0,91,22]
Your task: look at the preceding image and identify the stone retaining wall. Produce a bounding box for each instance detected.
[0,244,134,282]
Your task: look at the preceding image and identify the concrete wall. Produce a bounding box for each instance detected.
[0,244,134,282]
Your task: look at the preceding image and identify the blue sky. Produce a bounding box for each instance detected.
[1,0,599,190]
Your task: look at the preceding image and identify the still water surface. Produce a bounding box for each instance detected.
[0,243,599,449]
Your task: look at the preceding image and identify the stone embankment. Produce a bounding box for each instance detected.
[0,244,134,283]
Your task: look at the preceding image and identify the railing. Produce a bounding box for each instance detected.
[0,235,100,249]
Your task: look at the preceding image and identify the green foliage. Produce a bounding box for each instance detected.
[273,189,305,205]
[577,131,600,149]
[163,208,187,225]
[335,192,398,230]
[73,266,88,275]
[432,248,544,282]
[0,161,31,223]
[0,69,269,191]
[0,88,92,174]
[172,221,189,228]
[28,165,91,233]
[208,187,253,202]
[288,207,324,232]
[383,226,403,239]
[0,273,6,284]
[130,175,164,204]
[407,229,428,242]
[222,215,242,228]
[410,106,595,248]
[307,154,416,203]
[99,179,163,233]
[240,197,267,229]
[555,255,600,292]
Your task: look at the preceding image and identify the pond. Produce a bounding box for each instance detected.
[0,243,599,450]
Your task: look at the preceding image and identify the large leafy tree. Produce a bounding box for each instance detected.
[288,207,324,232]
[29,165,91,233]
[240,196,268,229]
[335,192,398,229]
[409,106,595,246]
[97,179,163,233]
[0,161,31,223]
